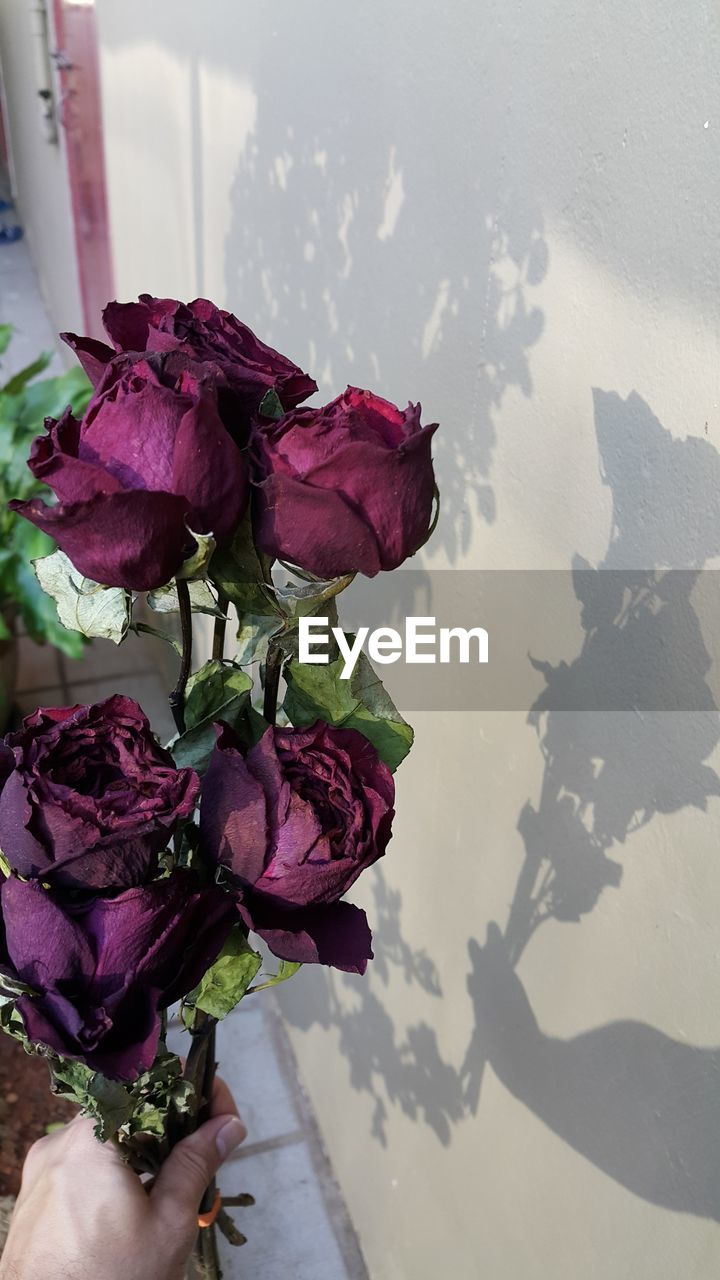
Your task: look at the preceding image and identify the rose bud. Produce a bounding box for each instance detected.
[0,871,235,1080]
[62,294,317,424]
[199,721,395,974]
[0,696,199,891]
[10,354,248,591]
[251,386,438,578]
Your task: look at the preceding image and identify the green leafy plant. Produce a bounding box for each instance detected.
[0,327,92,653]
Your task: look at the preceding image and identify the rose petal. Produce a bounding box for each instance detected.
[171,385,249,542]
[251,901,373,975]
[102,299,159,351]
[252,470,382,578]
[80,378,188,493]
[60,333,115,386]
[2,878,94,986]
[200,725,271,886]
[10,489,192,591]
[0,770,53,879]
[28,410,124,506]
[3,873,234,1080]
[305,425,437,571]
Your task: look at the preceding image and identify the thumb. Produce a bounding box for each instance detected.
[151,1113,247,1219]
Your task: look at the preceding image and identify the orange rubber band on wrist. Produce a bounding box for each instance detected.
[198,1190,222,1228]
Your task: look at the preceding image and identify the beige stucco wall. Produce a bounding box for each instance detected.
[0,0,83,340]
[95,2,720,1276]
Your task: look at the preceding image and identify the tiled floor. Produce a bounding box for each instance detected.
[4,227,367,1280]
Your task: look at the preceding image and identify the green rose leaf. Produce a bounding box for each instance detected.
[267,571,355,624]
[168,659,253,772]
[13,542,85,657]
[284,640,414,771]
[248,959,302,993]
[0,971,36,1003]
[210,513,277,617]
[235,612,282,666]
[88,1076,138,1140]
[0,324,13,356]
[51,1059,135,1141]
[184,931,262,1023]
[50,1047,194,1142]
[147,579,222,616]
[33,549,132,644]
[258,388,285,421]
[209,516,353,665]
[176,529,216,581]
[183,660,254,730]
[122,1050,194,1138]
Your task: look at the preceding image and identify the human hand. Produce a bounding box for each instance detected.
[0,1077,246,1280]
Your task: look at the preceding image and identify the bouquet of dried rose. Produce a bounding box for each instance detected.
[0,296,438,1274]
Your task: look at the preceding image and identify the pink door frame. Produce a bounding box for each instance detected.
[51,0,114,337]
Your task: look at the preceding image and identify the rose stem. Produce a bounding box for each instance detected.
[212,590,229,662]
[193,592,273,1270]
[163,578,219,1275]
[169,579,193,735]
[191,591,231,1275]
[196,1178,222,1277]
[263,642,283,723]
[185,1017,221,1275]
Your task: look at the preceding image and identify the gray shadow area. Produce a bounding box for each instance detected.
[279,869,463,1148]
[286,391,720,1224]
[462,390,720,1219]
[220,18,546,558]
[505,391,720,961]
[96,0,720,1214]
[462,923,720,1220]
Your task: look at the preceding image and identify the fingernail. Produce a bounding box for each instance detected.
[216,1116,246,1159]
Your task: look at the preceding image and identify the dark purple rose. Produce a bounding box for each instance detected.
[0,871,235,1079]
[10,354,248,591]
[199,721,395,974]
[62,294,317,424]
[0,696,199,891]
[251,386,438,579]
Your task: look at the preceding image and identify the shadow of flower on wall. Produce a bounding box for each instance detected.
[223,79,546,560]
[462,389,720,1218]
[223,30,547,1148]
[284,391,720,1209]
[504,391,720,966]
[279,867,463,1147]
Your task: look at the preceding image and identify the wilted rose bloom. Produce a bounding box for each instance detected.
[62,294,317,425]
[199,721,395,974]
[10,353,248,591]
[0,696,199,891]
[252,386,438,578]
[0,872,235,1079]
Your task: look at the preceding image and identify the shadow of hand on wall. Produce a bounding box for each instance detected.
[285,389,720,1211]
[505,560,720,962]
[461,388,720,1217]
[506,390,720,964]
[463,924,720,1220]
